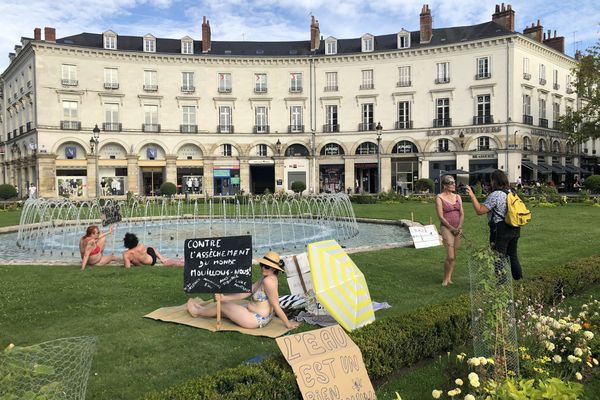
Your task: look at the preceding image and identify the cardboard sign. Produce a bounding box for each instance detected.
[276,325,376,400]
[183,235,252,293]
[409,224,442,249]
[100,204,122,226]
[282,253,314,296]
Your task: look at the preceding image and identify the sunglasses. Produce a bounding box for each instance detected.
[444,181,456,185]
[260,264,271,270]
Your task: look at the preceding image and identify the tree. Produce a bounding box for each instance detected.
[559,37,600,142]
[290,181,306,193]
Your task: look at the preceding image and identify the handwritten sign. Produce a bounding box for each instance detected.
[276,325,375,400]
[409,224,442,249]
[183,235,252,294]
[100,204,122,226]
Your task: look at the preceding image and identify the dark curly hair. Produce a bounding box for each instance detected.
[123,233,139,249]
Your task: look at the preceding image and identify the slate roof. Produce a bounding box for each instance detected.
[55,21,513,57]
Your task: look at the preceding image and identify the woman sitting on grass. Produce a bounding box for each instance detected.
[80,225,121,271]
[186,250,300,330]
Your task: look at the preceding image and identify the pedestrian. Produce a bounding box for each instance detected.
[465,169,522,280]
[435,175,464,286]
[28,183,37,199]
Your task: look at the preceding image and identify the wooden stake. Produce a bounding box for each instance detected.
[411,212,414,222]
[216,295,221,331]
[429,216,432,225]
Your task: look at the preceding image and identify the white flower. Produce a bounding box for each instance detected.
[467,357,480,366]
[565,336,572,342]
[468,372,479,381]
[455,378,464,386]
[574,348,583,357]
[553,355,562,363]
[448,388,461,397]
[457,353,466,362]
[593,358,599,366]
[465,395,475,400]
[575,372,583,380]
[570,323,582,332]
[568,355,581,363]
[432,390,443,399]
[584,331,594,340]
[479,356,488,365]
[469,379,480,388]
[545,341,555,351]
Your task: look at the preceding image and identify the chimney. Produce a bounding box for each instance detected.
[9,52,15,62]
[310,16,320,51]
[420,4,432,44]
[34,28,41,41]
[543,29,565,53]
[202,16,211,53]
[492,3,515,32]
[44,27,56,42]
[523,20,543,43]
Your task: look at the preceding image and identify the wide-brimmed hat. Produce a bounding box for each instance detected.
[257,250,285,272]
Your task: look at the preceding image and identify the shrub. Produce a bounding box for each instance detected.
[159,182,177,196]
[290,181,306,193]
[415,178,434,193]
[583,175,600,194]
[350,194,377,204]
[0,184,18,200]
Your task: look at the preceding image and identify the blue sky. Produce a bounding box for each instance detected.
[0,0,598,72]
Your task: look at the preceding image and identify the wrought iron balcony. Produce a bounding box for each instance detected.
[254,87,268,93]
[523,115,533,125]
[253,125,270,134]
[103,122,122,132]
[289,87,303,93]
[359,84,374,90]
[218,87,232,94]
[539,118,548,128]
[359,123,375,131]
[61,79,78,86]
[288,125,304,133]
[61,120,81,130]
[26,122,32,132]
[217,125,234,133]
[396,80,411,87]
[476,72,491,80]
[435,77,450,84]
[523,73,531,80]
[433,118,452,128]
[395,121,413,129]
[142,123,160,132]
[473,115,494,125]
[553,83,560,90]
[181,86,195,93]
[539,78,547,85]
[180,124,198,133]
[19,126,24,134]
[143,84,158,92]
[104,82,119,89]
[324,86,338,92]
[323,124,339,133]
[553,121,561,130]
[566,87,574,94]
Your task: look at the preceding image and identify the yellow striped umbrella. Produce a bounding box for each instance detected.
[308,239,375,331]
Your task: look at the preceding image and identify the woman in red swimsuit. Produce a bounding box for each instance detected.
[79,225,120,270]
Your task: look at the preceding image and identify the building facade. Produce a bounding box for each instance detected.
[0,4,588,199]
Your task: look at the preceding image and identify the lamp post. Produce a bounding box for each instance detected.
[375,122,382,193]
[275,139,282,156]
[90,124,100,198]
[28,139,38,197]
[311,129,316,193]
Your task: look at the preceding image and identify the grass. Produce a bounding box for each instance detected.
[1,202,600,399]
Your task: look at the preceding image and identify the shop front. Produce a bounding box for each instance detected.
[99,167,128,196]
[213,166,240,196]
[468,157,498,185]
[56,169,87,198]
[354,163,377,194]
[178,167,203,194]
[249,160,275,195]
[141,167,164,196]
[391,158,418,194]
[319,164,344,193]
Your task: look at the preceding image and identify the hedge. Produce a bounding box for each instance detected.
[142,254,600,399]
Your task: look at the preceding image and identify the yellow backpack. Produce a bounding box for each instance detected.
[505,189,532,227]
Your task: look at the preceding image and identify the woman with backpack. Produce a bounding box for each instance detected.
[465,169,523,280]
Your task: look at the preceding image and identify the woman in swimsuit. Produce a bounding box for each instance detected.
[435,175,464,286]
[79,225,120,270]
[122,233,184,267]
[186,250,300,330]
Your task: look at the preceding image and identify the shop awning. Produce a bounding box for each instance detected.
[550,164,566,174]
[564,165,579,173]
[521,160,538,171]
[536,162,555,174]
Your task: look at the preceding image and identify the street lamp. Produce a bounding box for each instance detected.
[311,129,316,193]
[90,124,100,198]
[375,122,382,193]
[29,139,38,196]
[275,139,282,156]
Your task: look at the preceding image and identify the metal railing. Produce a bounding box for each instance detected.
[435,77,450,84]
[253,125,270,134]
[324,86,338,92]
[323,124,339,133]
[143,84,158,91]
[289,87,303,93]
[523,73,531,80]
[539,118,548,128]
[254,87,268,93]
[539,78,547,85]
[476,73,491,80]
[358,123,375,131]
[473,115,494,125]
[359,84,374,90]
[61,121,81,130]
[395,121,413,129]
[523,115,533,125]
[180,124,198,133]
[433,118,452,127]
[103,122,122,132]
[61,79,78,86]
[396,80,411,87]
[142,123,160,132]
[217,125,234,133]
[104,82,119,89]
[288,125,304,133]
[181,86,195,93]
[218,87,232,93]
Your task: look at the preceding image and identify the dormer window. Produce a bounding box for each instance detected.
[181,36,193,54]
[361,34,374,52]
[397,29,410,49]
[103,30,117,50]
[144,34,156,53]
[325,36,337,55]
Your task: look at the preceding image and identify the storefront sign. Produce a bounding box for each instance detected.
[276,179,283,186]
[472,153,497,159]
[426,126,502,136]
[248,159,274,165]
[213,169,231,178]
[529,129,567,139]
[230,177,240,184]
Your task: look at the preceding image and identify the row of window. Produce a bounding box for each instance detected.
[522,95,565,129]
[522,57,572,91]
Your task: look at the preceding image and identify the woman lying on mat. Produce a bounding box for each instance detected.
[186,250,300,329]
[80,225,120,271]
[122,233,184,268]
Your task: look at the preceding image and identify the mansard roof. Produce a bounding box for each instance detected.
[55,21,512,57]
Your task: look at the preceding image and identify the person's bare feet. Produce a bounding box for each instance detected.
[187,298,203,317]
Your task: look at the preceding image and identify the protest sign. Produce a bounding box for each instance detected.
[276,325,376,400]
[409,224,442,249]
[100,204,122,226]
[183,235,252,294]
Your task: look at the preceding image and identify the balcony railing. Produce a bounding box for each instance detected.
[553,83,560,90]
[12,129,17,138]
[217,125,234,133]
[324,86,338,92]
[26,122,32,132]
[103,122,122,132]
[359,84,374,90]
[289,87,303,93]
[254,87,268,93]
[523,115,533,125]
[433,118,452,128]
[104,82,119,90]
[396,80,411,87]
[61,120,81,130]
[395,120,413,129]
[473,115,494,125]
[553,121,561,130]
[566,87,574,94]
[476,72,491,80]
[359,123,375,131]
[523,73,531,80]
[539,78,547,85]
[181,86,195,93]
[288,125,304,133]
[142,123,160,132]
[435,77,450,84]
[180,124,198,133]
[253,125,270,134]
[539,118,548,128]
[477,146,491,151]
[218,87,232,94]
[323,124,339,133]
[143,84,158,92]
[61,79,78,86]
[19,126,24,134]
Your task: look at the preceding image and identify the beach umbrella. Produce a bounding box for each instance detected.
[308,239,375,331]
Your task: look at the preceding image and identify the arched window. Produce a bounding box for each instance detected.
[538,138,547,152]
[320,143,344,156]
[566,141,574,154]
[356,142,377,155]
[284,144,309,157]
[392,140,417,154]
[553,140,561,153]
[523,136,532,151]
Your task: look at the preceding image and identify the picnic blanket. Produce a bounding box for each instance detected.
[144,298,293,338]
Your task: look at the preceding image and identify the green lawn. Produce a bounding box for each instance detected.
[1,202,599,399]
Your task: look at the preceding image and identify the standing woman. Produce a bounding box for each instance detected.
[465,169,522,280]
[435,175,464,286]
[79,225,120,270]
